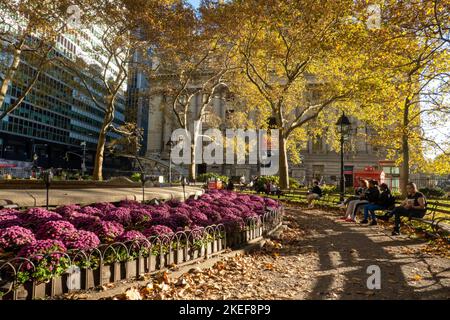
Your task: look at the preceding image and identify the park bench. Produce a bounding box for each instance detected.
[424,201,450,233]
[317,193,339,207]
[278,189,307,201]
[274,187,450,236]
[408,202,438,228]
[277,189,343,207]
[377,200,450,235]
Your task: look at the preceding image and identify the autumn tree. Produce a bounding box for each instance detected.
[60,0,170,181]
[147,1,238,181]
[432,0,450,44]
[0,0,80,120]
[228,0,381,188]
[357,1,450,194]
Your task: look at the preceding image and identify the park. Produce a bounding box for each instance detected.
[0,0,449,302]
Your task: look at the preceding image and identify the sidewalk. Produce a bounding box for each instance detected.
[0,186,203,208]
[96,205,449,300]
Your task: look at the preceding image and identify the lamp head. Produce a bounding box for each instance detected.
[336,112,351,134]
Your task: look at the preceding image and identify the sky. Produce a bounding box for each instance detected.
[188,0,201,8]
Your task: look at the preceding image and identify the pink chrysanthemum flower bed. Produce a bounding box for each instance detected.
[0,190,279,256]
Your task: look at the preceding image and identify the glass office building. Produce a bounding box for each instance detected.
[0,23,127,173]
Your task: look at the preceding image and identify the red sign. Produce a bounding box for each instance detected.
[353,167,385,187]
[0,164,17,168]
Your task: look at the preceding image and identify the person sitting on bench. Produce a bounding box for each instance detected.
[361,183,394,226]
[339,179,374,222]
[379,182,427,236]
[338,179,368,208]
[307,180,323,208]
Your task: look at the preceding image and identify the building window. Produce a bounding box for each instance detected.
[312,138,323,153]
[312,165,324,180]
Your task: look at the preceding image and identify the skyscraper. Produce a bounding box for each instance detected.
[0,17,127,176]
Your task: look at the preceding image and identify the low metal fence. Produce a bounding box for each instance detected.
[0,207,283,300]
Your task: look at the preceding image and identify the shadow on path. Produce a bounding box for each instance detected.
[279,208,450,300]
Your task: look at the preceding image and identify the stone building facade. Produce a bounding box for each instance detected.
[129,69,396,188]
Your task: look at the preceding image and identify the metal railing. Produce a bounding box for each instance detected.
[0,207,283,300]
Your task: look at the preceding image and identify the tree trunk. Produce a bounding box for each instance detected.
[189,144,196,182]
[400,132,410,196]
[0,42,24,108]
[189,120,202,182]
[400,102,410,196]
[278,132,289,189]
[93,101,114,181]
[93,127,108,181]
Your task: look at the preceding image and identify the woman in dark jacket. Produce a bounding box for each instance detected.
[361,183,393,225]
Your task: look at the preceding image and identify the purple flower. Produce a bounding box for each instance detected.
[169,207,190,217]
[115,230,147,242]
[220,214,245,232]
[118,199,143,209]
[17,239,67,271]
[250,195,264,203]
[21,208,62,230]
[103,207,132,226]
[0,208,20,216]
[236,195,252,203]
[0,226,36,252]
[55,205,81,217]
[264,198,280,208]
[78,206,103,217]
[189,210,210,227]
[64,230,100,250]
[151,213,191,230]
[68,212,101,230]
[87,221,124,243]
[0,189,278,255]
[0,213,22,228]
[130,209,152,228]
[238,210,258,220]
[149,207,170,220]
[143,225,174,237]
[225,207,241,216]
[166,199,182,208]
[92,202,116,212]
[35,220,77,241]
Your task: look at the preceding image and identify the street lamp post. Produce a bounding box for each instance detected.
[80,141,86,176]
[181,176,187,201]
[166,139,174,186]
[336,112,351,202]
[42,169,53,210]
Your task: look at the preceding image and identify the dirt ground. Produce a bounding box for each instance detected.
[64,205,450,300]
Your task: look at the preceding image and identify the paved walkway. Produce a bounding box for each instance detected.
[0,186,203,207]
[88,205,450,300]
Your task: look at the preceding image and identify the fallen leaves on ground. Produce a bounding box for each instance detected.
[97,205,449,301]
